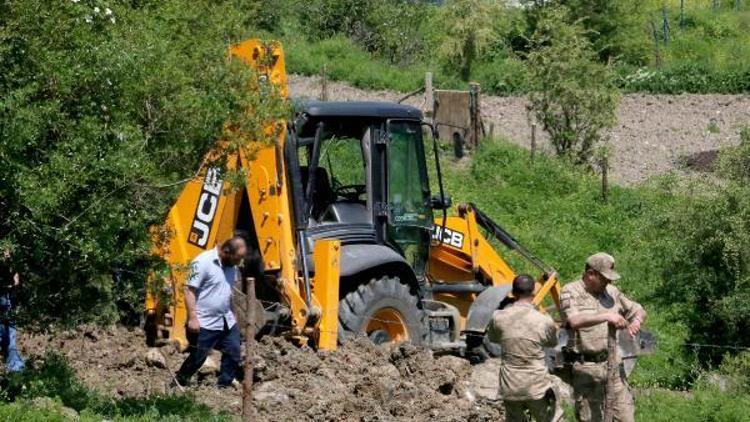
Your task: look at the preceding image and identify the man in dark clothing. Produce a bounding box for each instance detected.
[0,248,25,372]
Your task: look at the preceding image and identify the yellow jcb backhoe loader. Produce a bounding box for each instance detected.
[144,39,563,359]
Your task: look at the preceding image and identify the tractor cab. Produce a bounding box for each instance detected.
[291,102,440,279]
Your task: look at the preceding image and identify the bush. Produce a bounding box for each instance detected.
[632,130,750,369]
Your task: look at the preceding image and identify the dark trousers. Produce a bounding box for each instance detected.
[0,292,24,372]
[176,321,240,386]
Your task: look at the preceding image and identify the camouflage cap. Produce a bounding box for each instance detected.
[586,252,621,281]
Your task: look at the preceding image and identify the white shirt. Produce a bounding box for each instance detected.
[186,247,238,331]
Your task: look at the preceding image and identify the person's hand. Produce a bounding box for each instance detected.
[187,316,200,333]
[606,313,628,329]
[627,318,642,338]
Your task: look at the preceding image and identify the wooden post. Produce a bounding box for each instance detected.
[713,0,718,12]
[489,123,495,139]
[604,326,618,422]
[530,123,537,162]
[680,0,685,29]
[662,6,670,47]
[650,21,662,68]
[425,72,434,119]
[242,277,257,421]
[320,64,328,101]
[601,154,609,202]
[469,82,481,149]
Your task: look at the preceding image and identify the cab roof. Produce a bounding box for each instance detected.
[301,101,422,120]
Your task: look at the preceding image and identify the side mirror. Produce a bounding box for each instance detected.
[431,195,452,210]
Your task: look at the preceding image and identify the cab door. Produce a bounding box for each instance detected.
[384,120,434,276]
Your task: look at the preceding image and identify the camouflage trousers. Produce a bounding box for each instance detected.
[571,361,634,422]
[504,389,563,422]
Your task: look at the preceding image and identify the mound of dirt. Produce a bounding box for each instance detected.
[16,326,503,421]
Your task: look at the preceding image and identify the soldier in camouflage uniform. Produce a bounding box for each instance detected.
[560,253,647,422]
[488,274,563,422]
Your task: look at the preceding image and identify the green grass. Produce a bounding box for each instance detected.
[0,353,229,422]
[636,388,750,422]
[283,35,429,93]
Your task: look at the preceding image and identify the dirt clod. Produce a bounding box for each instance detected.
[144,348,166,369]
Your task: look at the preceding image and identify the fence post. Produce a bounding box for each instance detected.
[601,154,609,202]
[320,64,328,101]
[469,82,481,149]
[530,123,537,162]
[650,21,663,68]
[662,6,670,47]
[242,277,257,421]
[680,0,685,29]
[713,0,718,12]
[736,0,741,10]
[425,72,434,120]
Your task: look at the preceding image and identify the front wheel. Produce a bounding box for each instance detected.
[338,276,427,345]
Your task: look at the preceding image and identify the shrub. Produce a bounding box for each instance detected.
[526,7,620,164]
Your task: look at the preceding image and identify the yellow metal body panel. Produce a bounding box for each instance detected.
[311,240,342,350]
[146,39,318,349]
[429,211,516,286]
[428,205,562,330]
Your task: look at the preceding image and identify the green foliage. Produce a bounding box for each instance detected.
[632,130,750,367]
[526,8,620,163]
[298,0,432,65]
[564,0,652,64]
[0,352,228,421]
[275,0,750,95]
[0,0,285,324]
[436,0,503,81]
[283,35,431,92]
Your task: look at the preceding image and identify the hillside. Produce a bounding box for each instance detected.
[290,75,750,184]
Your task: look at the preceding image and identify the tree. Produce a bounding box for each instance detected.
[0,0,285,323]
[438,0,503,81]
[526,7,620,164]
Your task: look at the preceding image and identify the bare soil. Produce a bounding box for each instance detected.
[289,75,750,185]
[16,325,503,421]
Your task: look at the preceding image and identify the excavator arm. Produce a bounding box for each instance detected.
[145,40,340,351]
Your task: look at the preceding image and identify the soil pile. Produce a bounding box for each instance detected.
[16,326,503,421]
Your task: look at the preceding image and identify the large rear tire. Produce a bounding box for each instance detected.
[338,276,427,346]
